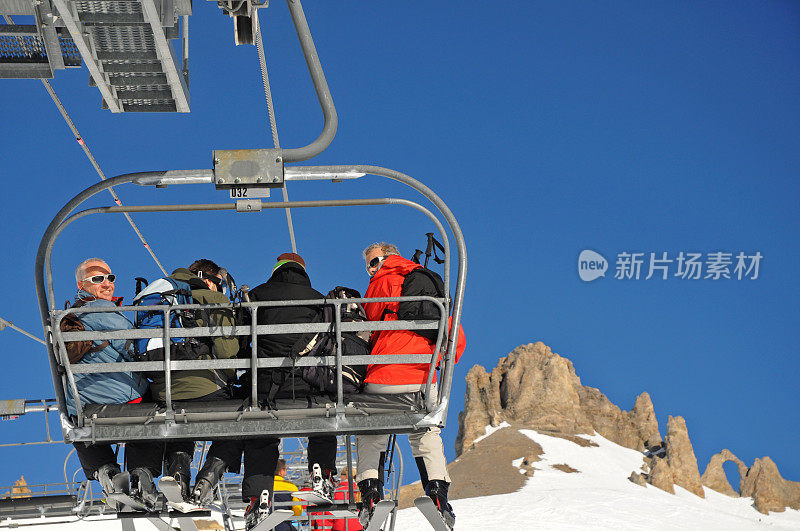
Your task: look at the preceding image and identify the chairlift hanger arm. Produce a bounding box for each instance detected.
[279,0,338,163]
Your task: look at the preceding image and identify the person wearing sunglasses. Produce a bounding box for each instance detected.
[355,243,456,528]
[65,258,154,506]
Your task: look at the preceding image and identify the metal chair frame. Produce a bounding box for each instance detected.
[35,166,466,445]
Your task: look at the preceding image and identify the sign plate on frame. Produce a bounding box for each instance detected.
[229,186,271,198]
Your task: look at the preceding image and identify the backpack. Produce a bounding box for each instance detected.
[59,298,110,364]
[294,286,369,395]
[395,267,446,342]
[132,278,211,362]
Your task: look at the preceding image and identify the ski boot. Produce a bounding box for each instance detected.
[95,463,123,509]
[130,467,160,510]
[357,478,383,527]
[95,463,122,495]
[166,451,192,501]
[244,489,270,531]
[311,463,336,502]
[425,480,455,529]
[192,456,227,505]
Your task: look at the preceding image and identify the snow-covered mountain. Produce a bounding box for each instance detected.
[449,342,800,515]
[396,426,800,530]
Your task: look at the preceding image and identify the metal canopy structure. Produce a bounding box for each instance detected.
[1,0,191,111]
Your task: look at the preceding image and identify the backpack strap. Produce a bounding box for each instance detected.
[61,297,110,361]
[264,369,289,409]
[84,340,110,354]
[71,298,111,352]
[288,306,326,359]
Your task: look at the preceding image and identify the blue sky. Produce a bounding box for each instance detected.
[1,1,798,492]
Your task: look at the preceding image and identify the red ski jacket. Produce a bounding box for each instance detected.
[364,255,465,385]
[331,480,362,531]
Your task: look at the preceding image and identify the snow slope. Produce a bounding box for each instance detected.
[396,427,800,530]
[5,427,800,530]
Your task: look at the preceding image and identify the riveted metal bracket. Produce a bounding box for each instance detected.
[212,149,284,188]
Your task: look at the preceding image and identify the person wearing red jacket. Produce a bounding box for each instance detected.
[311,470,363,531]
[355,243,463,529]
[332,470,362,531]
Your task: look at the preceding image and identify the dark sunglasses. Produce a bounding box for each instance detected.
[82,274,116,284]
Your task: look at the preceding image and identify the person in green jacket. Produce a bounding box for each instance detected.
[146,259,240,501]
[146,261,239,402]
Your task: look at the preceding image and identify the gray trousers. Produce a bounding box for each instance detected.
[355,383,450,484]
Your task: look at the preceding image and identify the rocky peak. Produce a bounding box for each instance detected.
[455,341,800,514]
[645,415,704,497]
[456,342,661,457]
[740,457,800,514]
[701,449,748,497]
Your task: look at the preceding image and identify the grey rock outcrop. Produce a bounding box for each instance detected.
[455,342,662,457]
[701,449,747,497]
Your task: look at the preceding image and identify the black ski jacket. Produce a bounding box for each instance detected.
[247,262,324,358]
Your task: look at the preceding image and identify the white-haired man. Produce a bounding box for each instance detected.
[356,243,463,528]
[65,258,156,506]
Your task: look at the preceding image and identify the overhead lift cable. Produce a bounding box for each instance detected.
[40,81,169,276]
[2,14,168,277]
[254,8,298,254]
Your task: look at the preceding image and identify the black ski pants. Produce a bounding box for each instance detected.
[110,388,252,485]
[307,435,337,475]
[159,388,236,476]
[73,442,115,479]
[236,435,337,502]
[74,441,163,479]
[240,436,279,502]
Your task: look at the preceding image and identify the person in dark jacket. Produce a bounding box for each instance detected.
[64,258,159,506]
[239,253,338,530]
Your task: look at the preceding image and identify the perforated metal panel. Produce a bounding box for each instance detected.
[58,34,81,65]
[1,0,190,111]
[0,33,46,63]
[0,24,81,78]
